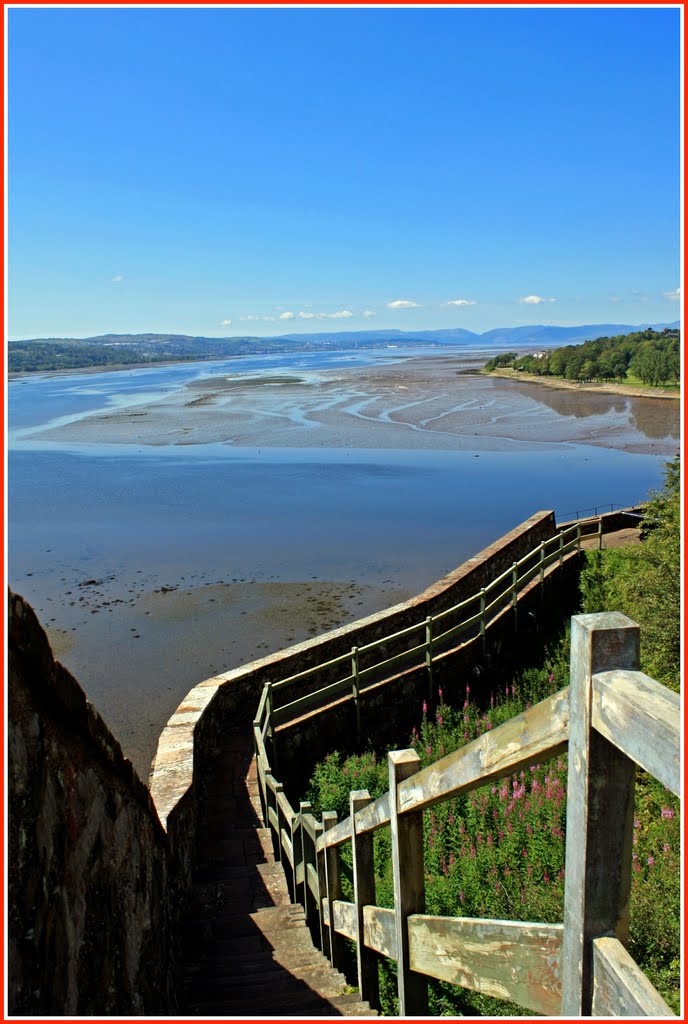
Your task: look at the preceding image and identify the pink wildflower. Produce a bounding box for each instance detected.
[647,855,655,867]
[661,807,674,819]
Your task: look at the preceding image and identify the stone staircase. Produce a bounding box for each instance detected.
[181,728,375,1017]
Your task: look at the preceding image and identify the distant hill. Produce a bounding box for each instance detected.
[477,322,680,347]
[7,321,680,374]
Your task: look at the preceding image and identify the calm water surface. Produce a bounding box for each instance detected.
[8,348,676,773]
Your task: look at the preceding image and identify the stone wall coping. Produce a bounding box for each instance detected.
[149,510,556,828]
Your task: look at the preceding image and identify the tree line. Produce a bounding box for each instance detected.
[484,328,680,387]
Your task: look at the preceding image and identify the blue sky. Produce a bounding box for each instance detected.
[7,6,682,339]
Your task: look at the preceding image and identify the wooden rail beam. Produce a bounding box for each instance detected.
[408,915,563,1017]
[591,937,675,1017]
[592,669,680,797]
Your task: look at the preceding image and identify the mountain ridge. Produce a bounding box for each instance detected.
[12,321,680,348]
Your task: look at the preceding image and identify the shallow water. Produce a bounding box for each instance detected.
[7,348,678,776]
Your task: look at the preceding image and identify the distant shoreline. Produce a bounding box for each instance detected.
[484,367,680,401]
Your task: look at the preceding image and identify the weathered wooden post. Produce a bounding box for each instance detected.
[561,612,639,1015]
[322,811,347,972]
[265,773,278,858]
[273,779,285,864]
[266,681,278,773]
[288,804,301,904]
[299,802,317,935]
[389,749,428,1016]
[511,561,519,629]
[480,587,486,653]
[314,820,327,955]
[425,616,434,704]
[351,647,361,744]
[350,789,379,1009]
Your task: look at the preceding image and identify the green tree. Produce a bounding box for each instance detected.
[579,457,681,690]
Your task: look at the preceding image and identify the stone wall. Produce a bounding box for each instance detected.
[150,506,639,837]
[8,592,181,1016]
[150,510,560,832]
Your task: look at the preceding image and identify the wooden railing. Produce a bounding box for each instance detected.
[254,612,679,1017]
[254,519,607,750]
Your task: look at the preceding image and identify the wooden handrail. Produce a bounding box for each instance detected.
[254,611,678,1017]
[258,530,576,733]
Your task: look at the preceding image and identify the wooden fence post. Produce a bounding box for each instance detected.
[480,588,486,653]
[350,789,379,1010]
[561,612,640,1016]
[351,647,361,744]
[274,780,285,864]
[511,562,518,629]
[266,681,278,773]
[322,811,347,973]
[265,773,278,858]
[389,749,428,1016]
[315,821,327,955]
[295,801,309,910]
[425,616,434,704]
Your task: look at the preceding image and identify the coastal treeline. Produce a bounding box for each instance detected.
[484,327,681,386]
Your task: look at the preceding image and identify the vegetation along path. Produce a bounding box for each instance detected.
[181,725,375,1016]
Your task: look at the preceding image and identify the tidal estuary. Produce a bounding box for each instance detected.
[8,347,679,777]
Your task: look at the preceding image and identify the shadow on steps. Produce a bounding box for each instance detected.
[181,727,374,1017]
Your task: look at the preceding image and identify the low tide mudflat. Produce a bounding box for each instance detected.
[8,349,679,778]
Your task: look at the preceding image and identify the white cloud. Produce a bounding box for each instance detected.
[219,319,232,326]
[663,288,681,302]
[387,299,421,309]
[518,294,557,305]
[111,274,124,283]
[279,311,296,320]
[444,298,476,307]
[362,309,376,318]
[297,309,353,320]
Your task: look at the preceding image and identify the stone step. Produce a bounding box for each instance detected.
[181,740,376,1017]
